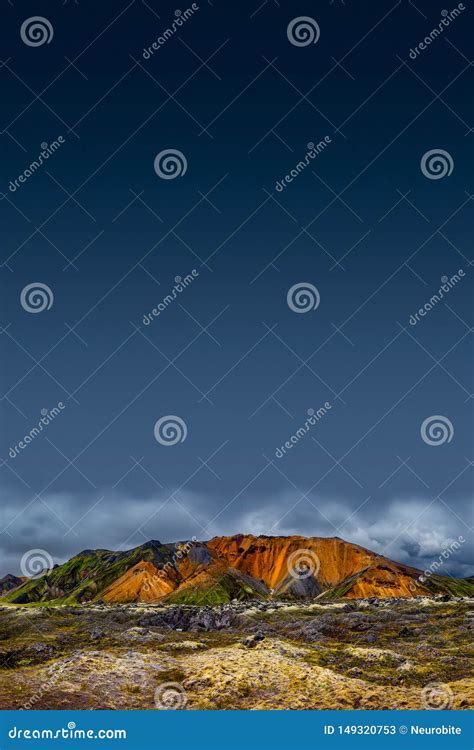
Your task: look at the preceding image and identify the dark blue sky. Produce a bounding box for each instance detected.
[1,0,472,576]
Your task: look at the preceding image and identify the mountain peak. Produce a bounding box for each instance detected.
[135,539,163,551]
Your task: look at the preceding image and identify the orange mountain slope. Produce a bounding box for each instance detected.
[338,562,428,599]
[100,561,176,603]
[207,534,377,590]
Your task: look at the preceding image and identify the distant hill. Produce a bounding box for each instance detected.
[3,534,472,605]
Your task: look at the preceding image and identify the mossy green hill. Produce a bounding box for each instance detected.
[3,541,173,605]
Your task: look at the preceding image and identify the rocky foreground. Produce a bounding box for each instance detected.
[0,596,472,710]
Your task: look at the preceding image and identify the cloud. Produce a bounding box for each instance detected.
[335,499,472,576]
[0,486,472,578]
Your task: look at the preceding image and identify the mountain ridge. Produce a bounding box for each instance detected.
[2,534,472,605]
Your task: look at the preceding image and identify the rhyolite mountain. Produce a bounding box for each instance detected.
[2,534,472,605]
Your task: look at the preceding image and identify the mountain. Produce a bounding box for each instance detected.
[2,534,472,605]
[2,541,174,605]
[0,573,24,596]
[99,561,176,603]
